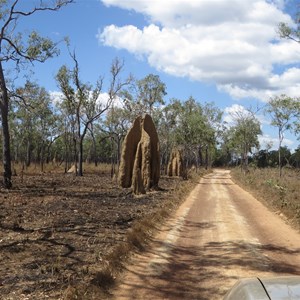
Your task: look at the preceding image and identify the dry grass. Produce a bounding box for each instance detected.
[230,167,300,228]
[10,161,112,175]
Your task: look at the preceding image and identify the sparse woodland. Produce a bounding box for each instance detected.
[1,2,300,188]
[1,1,300,298]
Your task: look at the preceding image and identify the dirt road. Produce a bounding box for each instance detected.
[113,169,300,300]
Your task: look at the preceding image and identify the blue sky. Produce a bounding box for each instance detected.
[6,0,300,151]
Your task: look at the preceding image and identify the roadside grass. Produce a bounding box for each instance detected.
[62,167,207,299]
[230,167,300,227]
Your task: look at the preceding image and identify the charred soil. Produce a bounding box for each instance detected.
[0,165,197,299]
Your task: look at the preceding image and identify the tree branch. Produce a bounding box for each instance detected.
[12,0,74,17]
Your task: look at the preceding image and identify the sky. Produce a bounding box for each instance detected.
[5,0,300,151]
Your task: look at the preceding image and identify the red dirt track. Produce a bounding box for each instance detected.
[113,169,300,300]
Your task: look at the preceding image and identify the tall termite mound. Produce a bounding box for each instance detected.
[118,114,160,194]
[118,117,142,188]
[167,148,184,177]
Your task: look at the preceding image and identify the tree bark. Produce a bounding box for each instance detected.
[0,61,12,188]
[90,126,98,167]
[279,129,282,178]
[198,145,203,167]
[78,137,84,176]
[40,141,45,173]
[26,139,32,167]
[205,145,208,170]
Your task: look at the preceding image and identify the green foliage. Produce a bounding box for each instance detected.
[278,4,300,43]
[277,14,300,139]
[294,102,300,136]
[290,146,300,168]
[10,81,59,166]
[26,31,59,62]
[157,97,222,168]
[56,53,130,175]
[223,107,261,169]
[0,2,73,63]
[7,74,300,172]
[255,150,269,168]
[265,94,299,176]
[121,73,166,118]
[265,95,298,131]
[278,22,294,39]
[0,0,8,20]
[137,74,166,112]
[0,0,74,187]
[278,19,300,42]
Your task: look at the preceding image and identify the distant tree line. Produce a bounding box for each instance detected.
[1,75,224,177]
[2,67,300,187]
[1,0,300,188]
[3,69,300,180]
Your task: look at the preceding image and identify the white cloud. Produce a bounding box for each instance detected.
[220,103,297,150]
[99,0,298,102]
[259,134,295,150]
[50,90,124,114]
[50,91,64,106]
[96,92,124,108]
[258,134,276,149]
[223,103,268,130]
[223,104,248,124]
[101,0,290,28]
[223,104,261,125]
[220,66,300,101]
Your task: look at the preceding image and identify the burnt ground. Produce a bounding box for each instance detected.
[0,166,186,299]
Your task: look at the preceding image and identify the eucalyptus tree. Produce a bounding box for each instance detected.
[278,14,300,43]
[103,106,132,176]
[294,101,300,136]
[122,73,166,119]
[0,0,74,188]
[12,80,58,170]
[201,102,223,168]
[154,99,180,172]
[56,52,131,176]
[176,97,206,168]
[10,88,34,167]
[226,107,261,172]
[216,127,234,167]
[22,84,59,171]
[137,74,166,115]
[265,94,298,177]
[168,97,220,170]
[290,146,300,168]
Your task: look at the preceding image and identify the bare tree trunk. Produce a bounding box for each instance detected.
[279,129,282,178]
[14,143,19,163]
[90,128,98,167]
[78,138,83,176]
[279,150,282,177]
[205,145,208,170]
[110,136,115,178]
[198,145,203,167]
[64,124,72,173]
[26,140,32,167]
[40,141,45,173]
[0,61,12,188]
[72,134,78,175]
[46,137,58,164]
[64,132,68,173]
